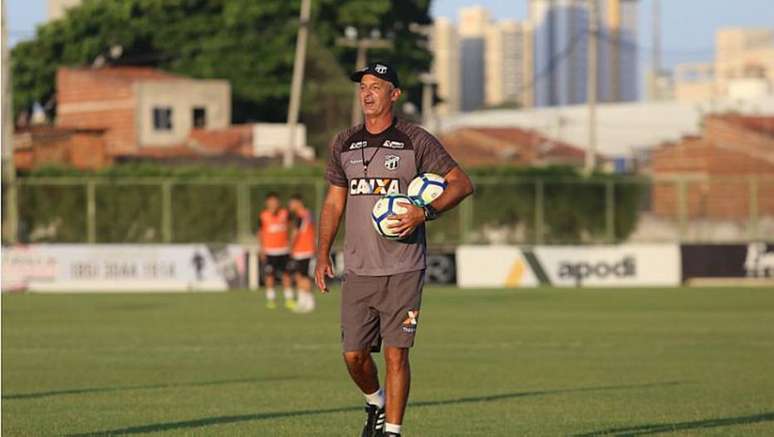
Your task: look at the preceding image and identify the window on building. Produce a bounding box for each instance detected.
[153,107,173,131]
[192,107,207,129]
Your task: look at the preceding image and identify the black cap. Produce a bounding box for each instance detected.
[350,62,400,88]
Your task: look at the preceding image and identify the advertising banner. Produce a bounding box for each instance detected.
[456,244,680,288]
[681,242,774,280]
[533,244,681,287]
[456,246,540,288]
[2,244,246,292]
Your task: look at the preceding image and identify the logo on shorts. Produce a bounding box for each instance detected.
[384,154,400,171]
[402,310,419,333]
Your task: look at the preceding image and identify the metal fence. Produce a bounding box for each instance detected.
[5,175,773,246]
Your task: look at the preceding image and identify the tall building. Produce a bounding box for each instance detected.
[603,0,639,102]
[433,6,535,113]
[530,0,589,107]
[47,0,82,21]
[715,28,774,97]
[485,21,533,108]
[459,6,490,111]
[431,18,461,115]
[675,28,774,103]
[529,0,638,107]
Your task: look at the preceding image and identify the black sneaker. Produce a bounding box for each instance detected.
[361,403,385,437]
[383,433,400,437]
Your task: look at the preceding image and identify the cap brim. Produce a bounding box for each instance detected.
[349,72,400,88]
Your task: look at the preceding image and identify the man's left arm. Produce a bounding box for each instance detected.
[390,126,474,237]
[391,165,474,238]
[425,166,474,214]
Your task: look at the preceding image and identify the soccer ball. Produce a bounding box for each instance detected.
[407,173,447,206]
[371,194,415,240]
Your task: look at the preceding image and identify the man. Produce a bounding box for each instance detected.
[315,63,474,437]
[258,192,294,310]
[287,194,316,313]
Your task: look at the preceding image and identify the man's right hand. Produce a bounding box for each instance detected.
[314,255,335,293]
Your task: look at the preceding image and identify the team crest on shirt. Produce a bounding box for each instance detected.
[384,155,400,171]
[402,310,419,333]
[349,178,400,196]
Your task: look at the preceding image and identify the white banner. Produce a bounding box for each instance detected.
[2,244,247,292]
[456,246,539,288]
[533,244,681,287]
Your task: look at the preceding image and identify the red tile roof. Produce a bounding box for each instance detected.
[439,126,587,167]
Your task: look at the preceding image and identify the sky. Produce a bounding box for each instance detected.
[431,0,774,70]
[7,0,774,71]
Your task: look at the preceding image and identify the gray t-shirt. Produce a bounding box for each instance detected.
[326,118,457,276]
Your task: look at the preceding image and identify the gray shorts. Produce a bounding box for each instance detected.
[340,269,425,352]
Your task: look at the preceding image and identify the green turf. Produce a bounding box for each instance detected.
[3,286,774,436]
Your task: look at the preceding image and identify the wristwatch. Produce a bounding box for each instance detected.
[424,204,440,221]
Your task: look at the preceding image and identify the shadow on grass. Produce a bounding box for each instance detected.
[2,376,296,400]
[574,412,774,436]
[66,381,685,436]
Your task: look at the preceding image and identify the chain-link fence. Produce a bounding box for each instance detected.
[5,175,774,246]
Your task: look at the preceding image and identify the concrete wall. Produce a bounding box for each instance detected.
[135,80,230,147]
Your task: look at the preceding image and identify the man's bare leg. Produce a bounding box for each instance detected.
[343,350,380,394]
[384,346,410,432]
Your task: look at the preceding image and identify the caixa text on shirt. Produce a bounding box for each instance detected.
[349,178,401,195]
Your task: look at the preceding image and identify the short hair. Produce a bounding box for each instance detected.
[265,191,279,200]
[290,193,303,202]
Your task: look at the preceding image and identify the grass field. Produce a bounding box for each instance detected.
[3,286,774,436]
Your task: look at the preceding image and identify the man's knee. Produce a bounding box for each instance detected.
[384,347,409,372]
[343,350,371,368]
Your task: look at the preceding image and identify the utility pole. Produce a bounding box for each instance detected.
[284,0,311,168]
[608,0,622,102]
[336,31,392,126]
[585,0,599,173]
[2,0,18,243]
[419,73,437,132]
[652,0,661,92]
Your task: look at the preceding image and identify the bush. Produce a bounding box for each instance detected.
[15,163,644,244]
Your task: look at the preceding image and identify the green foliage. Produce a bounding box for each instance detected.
[18,184,87,243]
[27,161,325,178]
[467,166,644,243]
[18,164,644,244]
[11,0,433,152]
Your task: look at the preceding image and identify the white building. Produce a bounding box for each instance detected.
[431,18,461,115]
[437,96,774,160]
[485,21,533,108]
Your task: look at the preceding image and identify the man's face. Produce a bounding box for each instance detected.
[359,74,400,117]
[288,199,301,213]
[265,196,280,211]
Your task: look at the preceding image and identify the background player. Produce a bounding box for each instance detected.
[287,194,316,313]
[258,192,294,310]
[315,63,474,437]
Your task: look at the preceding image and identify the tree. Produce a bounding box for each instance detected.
[12,0,433,150]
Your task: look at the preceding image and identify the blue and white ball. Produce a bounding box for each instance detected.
[407,173,447,206]
[372,194,415,240]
